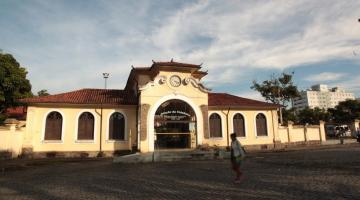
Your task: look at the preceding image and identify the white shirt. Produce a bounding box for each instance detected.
[231,140,244,157]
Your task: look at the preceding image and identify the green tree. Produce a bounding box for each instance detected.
[251,72,300,124]
[282,108,298,124]
[328,99,360,123]
[297,107,330,125]
[0,52,32,115]
[37,89,50,96]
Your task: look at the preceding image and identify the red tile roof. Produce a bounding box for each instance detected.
[20,89,138,105]
[152,61,201,68]
[19,89,278,109]
[208,93,280,109]
[5,106,27,120]
[132,67,151,71]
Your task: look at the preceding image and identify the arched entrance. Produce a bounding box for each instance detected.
[154,99,197,149]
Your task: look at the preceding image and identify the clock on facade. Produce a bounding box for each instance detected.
[169,75,181,87]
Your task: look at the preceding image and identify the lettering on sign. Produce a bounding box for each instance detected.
[159,110,191,120]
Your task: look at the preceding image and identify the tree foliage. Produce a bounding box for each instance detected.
[329,99,360,123]
[251,72,300,106]
[287,100,360,125]
[297,107,331,125]
[251,72,300,124]
[37,89,50,96]
[282,108,298,124]
[0,52,32,114]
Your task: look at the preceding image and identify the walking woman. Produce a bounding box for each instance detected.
[230,133,245,183]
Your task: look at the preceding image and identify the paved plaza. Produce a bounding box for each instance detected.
[0,145,360,200]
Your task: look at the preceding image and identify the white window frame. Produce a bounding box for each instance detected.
[254,111,270,138]
[208,111,224,139]
[42,109,65,143]
[74,110,97,143]
[106,110,128,143]
[230,112,247,138]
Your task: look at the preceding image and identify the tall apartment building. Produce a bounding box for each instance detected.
[293,84,355,110]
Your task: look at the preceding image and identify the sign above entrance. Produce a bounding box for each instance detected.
[160,111,191,117]
[155,99,196,122]
[159,110,191,120]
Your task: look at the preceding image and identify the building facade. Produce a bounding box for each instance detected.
[16,61,283,156]
[293,84,355,110]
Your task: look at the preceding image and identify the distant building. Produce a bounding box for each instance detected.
[293,84,355,110]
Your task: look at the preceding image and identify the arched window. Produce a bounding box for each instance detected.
[77,112,95,140]
[256,113,268,136]
[233,113,245,137]
[109,112,125,140]
[44,111,63,140]
[209,113,222,138]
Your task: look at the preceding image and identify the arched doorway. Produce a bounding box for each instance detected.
[154,99,197,149]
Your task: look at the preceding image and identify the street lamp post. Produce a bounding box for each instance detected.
[98,72,109,157]
[103,73,109,89]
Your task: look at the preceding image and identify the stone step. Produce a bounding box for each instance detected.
[113,150,216,163]
[322,138,358,145]
[154,150,215,162]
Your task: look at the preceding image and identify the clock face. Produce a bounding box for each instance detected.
[170,75,181,87]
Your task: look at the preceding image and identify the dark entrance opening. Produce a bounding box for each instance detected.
[154,99,196,149]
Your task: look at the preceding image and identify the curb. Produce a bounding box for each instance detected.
[246,143,359,155]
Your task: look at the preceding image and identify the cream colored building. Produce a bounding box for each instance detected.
[9,61,284,156]
[293,84,355,110]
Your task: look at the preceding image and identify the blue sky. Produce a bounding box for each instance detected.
[1,0,360,100]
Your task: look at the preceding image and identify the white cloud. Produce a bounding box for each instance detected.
[304,72,347,82]
[1,0,360,96]
[236,91,265,102]
[151,0,360,71]
[335,77,360,96]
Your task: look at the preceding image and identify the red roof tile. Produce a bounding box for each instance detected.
[132,67,151,71]
[5,106,27,120]
[20,89,138,105]
[208,93,279,109]
[152,61,201,68]
[19,89,278,109]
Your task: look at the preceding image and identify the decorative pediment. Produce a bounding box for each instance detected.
[139,74,210,93]
[139,75,167,91]
[183,77,211,93]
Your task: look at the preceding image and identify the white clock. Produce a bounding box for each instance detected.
[169,75,181,87]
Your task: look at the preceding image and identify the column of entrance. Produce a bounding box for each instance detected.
[154,99,197,149]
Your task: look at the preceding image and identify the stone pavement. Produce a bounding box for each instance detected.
[0,144,359,200]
